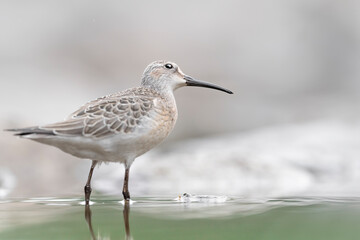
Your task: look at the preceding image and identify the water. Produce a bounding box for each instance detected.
[1,196,360,240]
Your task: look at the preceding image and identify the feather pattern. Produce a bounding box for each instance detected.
[37,87,173,139]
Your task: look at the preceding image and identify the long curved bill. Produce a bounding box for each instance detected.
[184,75,233,94]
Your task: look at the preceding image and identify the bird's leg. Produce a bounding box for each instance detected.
[84,160,98,205]
[122,167,131,201]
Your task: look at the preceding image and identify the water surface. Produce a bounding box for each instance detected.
[0,196,359,239]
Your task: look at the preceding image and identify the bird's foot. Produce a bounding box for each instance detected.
[122,191,131,201]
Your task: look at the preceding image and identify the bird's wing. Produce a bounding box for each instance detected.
[40,93,159,138]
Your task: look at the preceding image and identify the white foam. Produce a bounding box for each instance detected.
[175,193,228,203]
[79,201,95,206]
[119,199,136,205]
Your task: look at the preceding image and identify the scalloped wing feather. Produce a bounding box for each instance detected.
[40,88,162,138]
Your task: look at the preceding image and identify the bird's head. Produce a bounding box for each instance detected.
[141,60,233,94]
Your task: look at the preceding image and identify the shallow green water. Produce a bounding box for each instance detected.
[0,196,360,240]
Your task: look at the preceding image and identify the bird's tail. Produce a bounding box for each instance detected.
[5,127,55,137]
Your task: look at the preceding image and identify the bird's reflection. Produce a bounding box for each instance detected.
[85,201,132,240]
[123,201,132,239]
[84,205,96,240]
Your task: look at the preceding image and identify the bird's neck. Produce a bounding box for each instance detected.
[141,84,177,110]
[156,87,177,105]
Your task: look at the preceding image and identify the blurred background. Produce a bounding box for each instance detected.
[0,0,359,199]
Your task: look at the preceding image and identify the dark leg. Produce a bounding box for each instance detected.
[122,167,131,201]
[84,160,98,205]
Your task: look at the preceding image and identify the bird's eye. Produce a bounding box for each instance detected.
[164,63,173,69]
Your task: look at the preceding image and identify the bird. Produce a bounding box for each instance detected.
[7,60,233,204]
